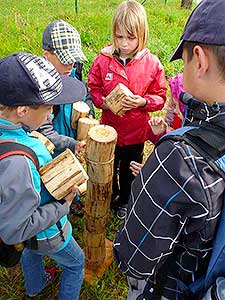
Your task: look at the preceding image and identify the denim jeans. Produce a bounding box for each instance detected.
[21,237,84,300]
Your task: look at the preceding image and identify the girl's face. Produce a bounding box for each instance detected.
[115,28,138,58]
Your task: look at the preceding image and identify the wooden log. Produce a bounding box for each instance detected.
[85,239,114,285]
[85,181,112,218]
[87,159,114,184]
[84,214,109,233]
[39,149,88,200]
[86,125,117,183]
[86,125,117,163]
[71,101,90,129]
[78,181,87,196]
[30,131,55,154]
[85,246,105,269]
[84,228,106,268]
[84,228,106,248]
[77,117,99,141]
[104,83,133,116]
[84,125,117,271]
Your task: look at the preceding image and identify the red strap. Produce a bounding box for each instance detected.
[0,151,38,168]
[0,141,39,169]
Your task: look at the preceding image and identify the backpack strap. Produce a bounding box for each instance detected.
[0,140,39,169]
[0,140,39,253]
[158,122,225,180]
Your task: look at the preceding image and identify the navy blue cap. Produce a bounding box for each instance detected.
[0,52,86,106]
[170,0,225,62]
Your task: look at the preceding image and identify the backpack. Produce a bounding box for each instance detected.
[157,121,225,299]
[0,140,39,268]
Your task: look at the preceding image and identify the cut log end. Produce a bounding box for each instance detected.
[88,125,117,143]
[71,101,90,129]
[73,101,90,112]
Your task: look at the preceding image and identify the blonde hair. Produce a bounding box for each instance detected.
[112,0,149,53]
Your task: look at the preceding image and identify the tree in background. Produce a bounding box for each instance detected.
[181,0,193,9]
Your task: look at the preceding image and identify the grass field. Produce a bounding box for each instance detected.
[0,1,192,299]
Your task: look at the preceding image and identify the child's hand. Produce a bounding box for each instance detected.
[74,140,86,155]
[130,161,143,177]
[122,95,146,111]
[65,186,79,206]
[101,97,109,110]
[149,117,168,136]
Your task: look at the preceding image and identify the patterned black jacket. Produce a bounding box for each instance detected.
[114,102,225,300]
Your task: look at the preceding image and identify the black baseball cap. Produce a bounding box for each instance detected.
[0,52,87,106]
[170,0,225,62]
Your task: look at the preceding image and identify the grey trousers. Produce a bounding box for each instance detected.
[127,277,169,300]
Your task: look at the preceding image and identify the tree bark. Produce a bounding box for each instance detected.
[181,0,193,9]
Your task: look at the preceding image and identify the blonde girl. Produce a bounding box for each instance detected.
[88,0,167,219]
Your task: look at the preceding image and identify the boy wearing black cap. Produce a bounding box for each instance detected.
[114,1,225,300]
[0,52,86,300]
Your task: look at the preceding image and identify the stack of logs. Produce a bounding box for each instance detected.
[84,124,117,280]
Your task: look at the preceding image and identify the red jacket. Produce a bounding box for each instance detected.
[88,45,167,146]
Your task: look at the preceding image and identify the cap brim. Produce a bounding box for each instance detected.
[47,75,87,105]
[55,48,87,65]
[169,40,184,62]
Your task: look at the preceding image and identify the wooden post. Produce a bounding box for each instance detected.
[84,125,117,284]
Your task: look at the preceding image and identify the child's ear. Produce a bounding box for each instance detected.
[43,50,50,60]
[193,45,209,78]
[16,106,29,117]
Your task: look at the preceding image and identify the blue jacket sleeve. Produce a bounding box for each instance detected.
[0,155,69,244]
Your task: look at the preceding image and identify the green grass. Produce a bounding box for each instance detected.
[0,0,190,78]
[0,0,192,299]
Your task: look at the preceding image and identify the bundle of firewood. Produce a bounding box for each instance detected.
[39,149,88,200]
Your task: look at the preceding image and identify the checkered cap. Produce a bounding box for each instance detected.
[0,52,86,106]
[42,20,87,64]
